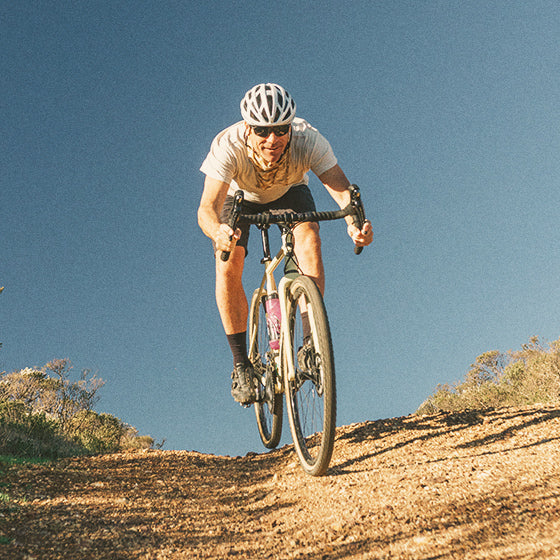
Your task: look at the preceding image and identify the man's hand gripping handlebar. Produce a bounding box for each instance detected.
[348,185,367,255]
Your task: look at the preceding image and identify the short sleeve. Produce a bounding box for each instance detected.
[200,133,236,184]
[308,131,338,177]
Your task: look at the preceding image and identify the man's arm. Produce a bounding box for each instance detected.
[318,164,352,208]
[197,176,241,253]
[318,164,373,248]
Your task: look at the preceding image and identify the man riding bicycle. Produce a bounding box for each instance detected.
[198,83,373,405]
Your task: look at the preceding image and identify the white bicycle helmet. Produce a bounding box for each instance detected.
[240,83,296,126]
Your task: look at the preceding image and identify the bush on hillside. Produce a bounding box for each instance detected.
[417,336,560,415]
[0,359,154,458]
[0,400,75,458]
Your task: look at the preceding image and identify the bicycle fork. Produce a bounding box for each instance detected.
[278,228,300,384]
[278,276,295,383]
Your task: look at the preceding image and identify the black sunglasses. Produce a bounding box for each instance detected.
[251,124,291,138]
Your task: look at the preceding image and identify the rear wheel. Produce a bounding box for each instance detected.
[249,289,283,449]
[284,276,336,476]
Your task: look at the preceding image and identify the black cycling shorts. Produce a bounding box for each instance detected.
[218,184,317,257]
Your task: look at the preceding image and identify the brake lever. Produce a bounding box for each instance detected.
[220,190,244,262]
[348,185,367,255]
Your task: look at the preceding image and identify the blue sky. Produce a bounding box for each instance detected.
[2,1,560,456]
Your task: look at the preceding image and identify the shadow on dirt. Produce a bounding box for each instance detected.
[0,449,295,559]
[3,406,560,559]
[332,406,560,474]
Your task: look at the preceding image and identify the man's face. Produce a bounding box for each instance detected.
[246,124,291,164]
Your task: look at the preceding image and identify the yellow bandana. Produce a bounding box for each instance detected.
[246,137,291,191]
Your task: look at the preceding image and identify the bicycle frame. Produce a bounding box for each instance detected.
[247,224,304,392]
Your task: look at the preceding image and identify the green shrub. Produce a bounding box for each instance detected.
[70,410,125,454]
[0,400,76,458]
[417,336,560,415]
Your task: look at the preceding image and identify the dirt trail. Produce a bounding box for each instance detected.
[2,404,560,559]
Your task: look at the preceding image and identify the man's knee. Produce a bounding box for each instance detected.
[294,222,322,252]
[216,245,245,282]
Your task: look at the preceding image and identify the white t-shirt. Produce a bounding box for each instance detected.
[200,118,338,204]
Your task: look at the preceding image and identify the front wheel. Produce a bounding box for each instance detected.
[283,276,336,476]
[249,289,283,449]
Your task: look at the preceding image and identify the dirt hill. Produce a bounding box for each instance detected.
[2,404,560,559]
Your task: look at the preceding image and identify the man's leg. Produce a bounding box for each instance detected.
[215,244,248,337]
[293,222,324,359]
[293,222,325,294]
[215,244,256,404]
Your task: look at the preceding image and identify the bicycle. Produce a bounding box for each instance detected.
[221,185,368,476]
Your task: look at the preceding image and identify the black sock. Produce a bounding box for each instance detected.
[227,332,248,366]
